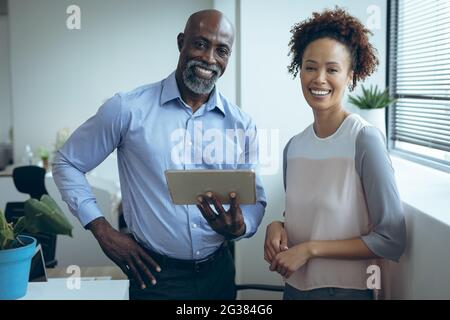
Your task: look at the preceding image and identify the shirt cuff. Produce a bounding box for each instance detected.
[75,200,104,227]
[361,232,403,262]
[234,202,265,241]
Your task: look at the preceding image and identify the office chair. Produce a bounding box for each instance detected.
[227,241,284,298]
[234,279,284,298]
[12,165,48,199]
[4,165,58,268]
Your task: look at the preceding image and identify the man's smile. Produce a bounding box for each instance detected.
[194,65,215,79]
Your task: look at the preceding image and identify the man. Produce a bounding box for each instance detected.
[52,9,266,300]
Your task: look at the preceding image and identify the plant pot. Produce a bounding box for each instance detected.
[357,108,386,137]
[0,235,36,300]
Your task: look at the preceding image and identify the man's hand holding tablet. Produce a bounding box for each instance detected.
[196,191,246,240]
[165,170,256,239]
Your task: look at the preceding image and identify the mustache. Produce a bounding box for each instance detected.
[187,60,222,76]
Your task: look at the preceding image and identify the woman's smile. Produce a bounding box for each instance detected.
[300,38,353,113]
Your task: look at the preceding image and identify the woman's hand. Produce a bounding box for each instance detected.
[269,242,312,278]
[264,221,288,263]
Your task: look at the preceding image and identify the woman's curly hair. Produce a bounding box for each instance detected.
[287,7,379,91]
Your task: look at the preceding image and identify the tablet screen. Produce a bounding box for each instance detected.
[165,170,256,205]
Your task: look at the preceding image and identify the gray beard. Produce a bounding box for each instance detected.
[182,60,222,95]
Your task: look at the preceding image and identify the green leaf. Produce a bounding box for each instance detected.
[24,197,73,237]
[0,209,15,250]
[1,196,74,250]
[0,233,15,250]
[0,208,8,230]
[349,85,396,110]
[13,216,27,236]
[40,195,65,216]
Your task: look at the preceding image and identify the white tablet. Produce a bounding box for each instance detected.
[165,169,256,205]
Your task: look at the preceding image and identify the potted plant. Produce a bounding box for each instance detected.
[37,147,50,171]
[348,85,396,137]
[54,128,71,151]
[0,195,73,300]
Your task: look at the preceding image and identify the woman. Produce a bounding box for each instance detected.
[264,8,406,300]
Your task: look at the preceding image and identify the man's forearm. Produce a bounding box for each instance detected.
[86,217,111,239]
[52,151,104,226]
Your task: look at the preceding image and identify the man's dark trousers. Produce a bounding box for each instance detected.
[129,243,236,300]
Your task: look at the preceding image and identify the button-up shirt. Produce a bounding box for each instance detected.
[52,71,266,260]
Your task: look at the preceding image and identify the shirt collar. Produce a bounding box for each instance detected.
[161,71,225,116]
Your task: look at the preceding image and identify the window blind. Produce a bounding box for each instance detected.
[389,0,450,164]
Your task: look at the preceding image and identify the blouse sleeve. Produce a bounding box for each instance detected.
[355,126,406,262]
[283,137,294,191]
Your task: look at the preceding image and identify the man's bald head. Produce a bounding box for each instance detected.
[184,10,235,45]
[176,10,235,96]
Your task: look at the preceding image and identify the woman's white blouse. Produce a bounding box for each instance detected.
[283,114,406,290]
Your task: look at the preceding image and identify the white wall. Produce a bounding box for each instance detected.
[388,204,450,299]
[236,0,387,299]
[0,15,12,143]
[8,0,212,162]
[0,176,28,213]
[212,0,237,104]
[387,157,450,299]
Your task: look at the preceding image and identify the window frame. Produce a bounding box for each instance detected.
[387,0,450,174]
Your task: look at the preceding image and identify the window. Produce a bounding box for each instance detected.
[388,0,450,172]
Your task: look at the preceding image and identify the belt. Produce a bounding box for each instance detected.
[141,243,228,273]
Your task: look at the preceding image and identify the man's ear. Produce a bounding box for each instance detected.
[177,33,184,52]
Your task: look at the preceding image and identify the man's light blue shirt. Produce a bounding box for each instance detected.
[52,72,266,260]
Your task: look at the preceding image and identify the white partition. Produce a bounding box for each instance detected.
[0,176,28,211]
[0,16,12,143]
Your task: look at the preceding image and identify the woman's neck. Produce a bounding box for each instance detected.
[312,108,350,138]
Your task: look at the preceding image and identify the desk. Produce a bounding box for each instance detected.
[0,164,15,177]
[46,266,127,280]
[20,278,129,300]
[20,266,129,300]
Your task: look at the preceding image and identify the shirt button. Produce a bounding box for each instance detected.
[196,251,200,256]
[192,223,197,228]
[188,141,192,146]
